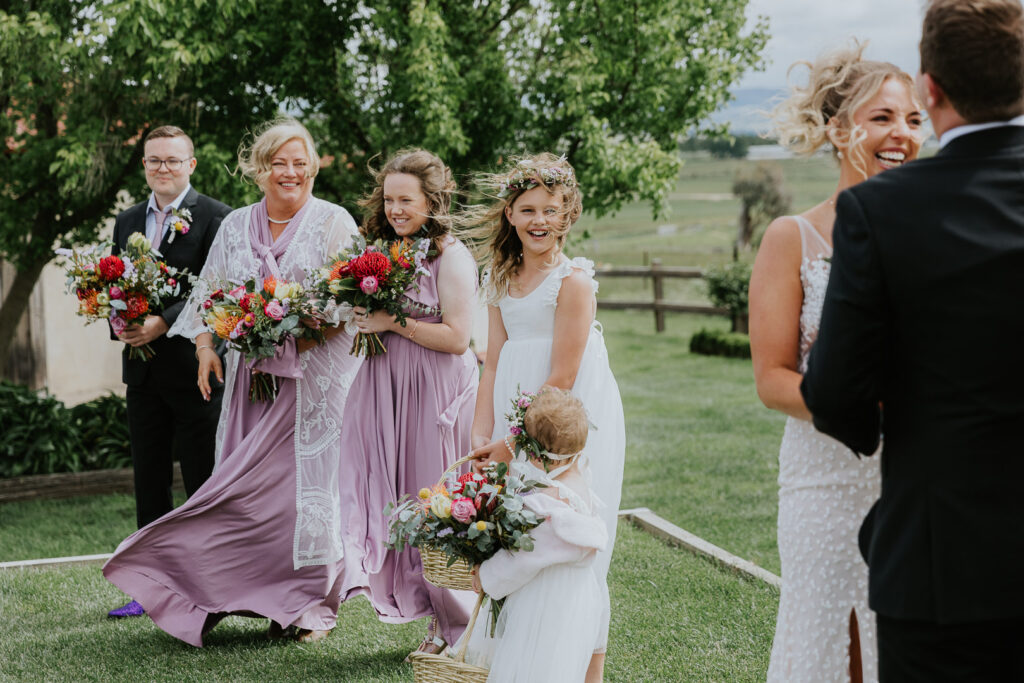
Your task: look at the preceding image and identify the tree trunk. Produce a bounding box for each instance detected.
[732,312,749,335]
[0,256,49,385]
[736,204,752,252]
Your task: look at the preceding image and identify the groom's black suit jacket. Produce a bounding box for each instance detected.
[801,126,1024,624]
[111,187,231,388]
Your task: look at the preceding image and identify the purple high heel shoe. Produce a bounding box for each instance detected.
[107,600,145,618]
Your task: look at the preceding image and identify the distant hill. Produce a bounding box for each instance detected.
[709,88,787,135]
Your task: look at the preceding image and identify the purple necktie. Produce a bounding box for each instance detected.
[152,208,170,249]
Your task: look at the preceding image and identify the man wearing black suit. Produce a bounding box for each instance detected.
[800,1,1024,680]
[107,126,230,618]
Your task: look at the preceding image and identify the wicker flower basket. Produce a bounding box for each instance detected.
[420,546,475,591]
[409,592,489,683]
[418,453,479,591]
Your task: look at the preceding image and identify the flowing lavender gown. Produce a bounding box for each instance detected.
[103,197,363,647]
[336,237,479,646]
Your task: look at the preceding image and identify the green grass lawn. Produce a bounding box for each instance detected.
[0,156,800,680]
[0,523,776,682]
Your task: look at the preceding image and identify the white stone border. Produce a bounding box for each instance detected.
[2,509,782,590]
[0,553,112,570]
[619,507,781,588]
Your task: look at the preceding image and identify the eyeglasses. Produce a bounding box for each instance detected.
[143,157,192,171]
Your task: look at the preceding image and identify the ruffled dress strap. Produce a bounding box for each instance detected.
[542,256,599,308]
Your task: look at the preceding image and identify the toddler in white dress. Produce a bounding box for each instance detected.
[460,388,608,682]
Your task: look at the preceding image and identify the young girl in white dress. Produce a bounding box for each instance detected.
[749,43,924,683]
[461,388,607,682]
[462,153,625,683]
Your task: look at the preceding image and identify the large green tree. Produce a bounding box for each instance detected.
[0,0,767,373]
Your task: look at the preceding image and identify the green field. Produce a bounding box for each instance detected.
[0,155,838,680]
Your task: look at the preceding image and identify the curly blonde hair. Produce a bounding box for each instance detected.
[236,117,319,191]
[524,388,589,457]
[458,153,583,304]
[358,149,456,253]
[771,40,919,178]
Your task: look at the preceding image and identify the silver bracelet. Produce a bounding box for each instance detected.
[195,344,214,360]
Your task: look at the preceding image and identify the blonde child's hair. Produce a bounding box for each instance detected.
[771,40,920,179]
[458,153,583,304]
[523,388,589,457]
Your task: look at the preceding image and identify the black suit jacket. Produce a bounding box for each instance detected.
[111,187,231,387]
[801,126,1024,624]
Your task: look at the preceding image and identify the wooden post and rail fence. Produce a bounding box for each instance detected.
[594,258,731,332]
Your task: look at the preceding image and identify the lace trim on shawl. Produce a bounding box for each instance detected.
[170,198,363,569]
[542,257,599,308]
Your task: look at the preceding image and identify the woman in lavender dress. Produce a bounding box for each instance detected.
[335,149,479,654]
[103,119,362,646]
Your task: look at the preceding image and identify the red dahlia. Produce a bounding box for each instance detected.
[97,255,125,281]
[348,251,392,282]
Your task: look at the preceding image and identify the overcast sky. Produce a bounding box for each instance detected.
[738,0,926,90]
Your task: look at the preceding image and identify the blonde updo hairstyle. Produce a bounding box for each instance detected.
[460,153,583,304]
[237,117,320,192]
[358,148,456,253]
[772,41,918,179]
[523,388,589,457]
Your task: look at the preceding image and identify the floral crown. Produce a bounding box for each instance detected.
[497,158,577,199]
[503,387,587,469]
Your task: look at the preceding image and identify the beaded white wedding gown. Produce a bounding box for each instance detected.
[767,216,880,683]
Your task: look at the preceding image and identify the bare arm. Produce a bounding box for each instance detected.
[470,305,508,450]
[195,331,223,402]
[749,216,811,421]
[543,270,594,390]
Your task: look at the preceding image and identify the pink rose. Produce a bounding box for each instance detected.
[228,285,245,299]
[451,497,476,524]
[108,286,124,300]
[264,300,285,321]
[110,315,127,336]
[360,275,378,294]
[180,225,189,235]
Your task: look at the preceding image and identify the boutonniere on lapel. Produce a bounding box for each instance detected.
[167,207,192,244]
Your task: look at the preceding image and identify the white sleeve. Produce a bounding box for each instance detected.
[478,520,593,600]
[167,209,240,341]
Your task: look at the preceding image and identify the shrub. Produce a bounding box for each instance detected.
[0,382,130,478]
[704,261,751,333]
[689,328,751,359]
[70,394,132,470]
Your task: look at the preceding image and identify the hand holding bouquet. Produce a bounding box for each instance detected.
[308,236,434,356]
[57,233,186,361]
[386,457,545,633]
[200,276,324,401]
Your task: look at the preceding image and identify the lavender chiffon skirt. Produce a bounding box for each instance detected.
[337,331,479,645]
[103,374,343,647]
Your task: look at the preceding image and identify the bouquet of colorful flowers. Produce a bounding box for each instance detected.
[386,458,546,634]
[56,233,186,361]
[308,236,434,357]
[199,276,324,401]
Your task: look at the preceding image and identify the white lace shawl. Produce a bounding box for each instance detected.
[168,197,363,568]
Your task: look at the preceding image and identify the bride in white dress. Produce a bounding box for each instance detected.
[463,153,625,683]
[749,43,924,682]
